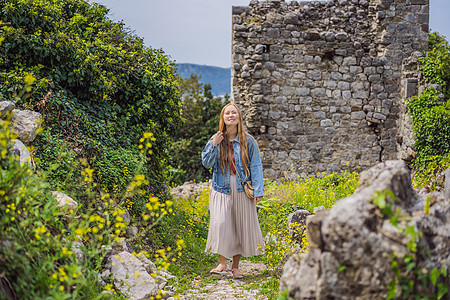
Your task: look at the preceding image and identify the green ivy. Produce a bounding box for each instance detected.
[408,32,450,176]
[419,32,450,93]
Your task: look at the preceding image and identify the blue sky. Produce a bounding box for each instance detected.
[97,0,449,68]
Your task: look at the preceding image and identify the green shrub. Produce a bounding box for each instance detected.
[407,88,450,166]
[0,118,127,299]
[34,130,84,193]
[419,32,450,93]
[408,32,450,181]
[0,0,183,215]
[91,146,145,193]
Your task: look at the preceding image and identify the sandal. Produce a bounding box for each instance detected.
[209,264,228,275]
[231,268,243,279]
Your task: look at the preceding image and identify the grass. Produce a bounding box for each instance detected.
[166,170,360,298]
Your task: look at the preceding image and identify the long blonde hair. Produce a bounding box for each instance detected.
[218,103,251,176]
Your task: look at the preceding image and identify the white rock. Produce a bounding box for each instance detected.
[0,101,15,117]
[12,139,35,168]
[111,251,159,300]
[52,191,78,212]
[11,109,42,143]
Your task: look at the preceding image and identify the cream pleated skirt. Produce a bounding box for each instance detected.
[205,175,265,258]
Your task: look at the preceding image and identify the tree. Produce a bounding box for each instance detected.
[169,75,228,184]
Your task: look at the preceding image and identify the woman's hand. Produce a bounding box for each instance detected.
[212,131,223,146]
[254,196,262,204]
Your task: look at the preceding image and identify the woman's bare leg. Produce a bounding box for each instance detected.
[231,254,243,278]
[219,254,228,269]
[210,254,228,273]
[232,254,241,269]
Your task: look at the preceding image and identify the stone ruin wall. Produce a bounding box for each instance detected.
[231,0,429,179]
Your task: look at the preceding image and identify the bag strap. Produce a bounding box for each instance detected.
[231,159,246,186]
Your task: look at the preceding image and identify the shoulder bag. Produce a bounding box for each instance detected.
[232,160,254,199]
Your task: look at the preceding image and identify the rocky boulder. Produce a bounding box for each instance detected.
[0,101,15,117]
[52,191,78,213]
[280,160,450,299]
[109,251,173,299]
[11,139,35,169]
[287,209,310,243]
[11,109,42,143]
[169,180,210,200]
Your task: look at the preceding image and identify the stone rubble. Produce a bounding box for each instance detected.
[170,180,211,200]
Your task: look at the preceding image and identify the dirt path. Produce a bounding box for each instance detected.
[176,260,271,299]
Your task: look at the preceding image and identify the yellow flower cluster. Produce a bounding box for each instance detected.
[171,186,210,241]
[48,265,82,293]
[34,224,49,240]
[152,238,185,275]
[139,132,156,155]
[125,198,134,211]
[128,174,149,192]
[143,197,173,220]
[0,118,17,160]
[81,167,94,183]
[123,166,129,177]
[104,283,116,295]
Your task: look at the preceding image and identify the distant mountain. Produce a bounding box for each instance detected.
[176,63,231,96]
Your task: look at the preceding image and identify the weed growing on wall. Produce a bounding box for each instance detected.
[408,32,450,189]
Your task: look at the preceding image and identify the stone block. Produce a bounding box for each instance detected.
[417,13,429,24]
[269,53,284,62]
[315,111,326,119]
[307,70,322,80]
[11,109,42,143]
[353,91,369,99]
[335,32,348,41]
[335,49,347,56]
[350,66,362,73]
[351,111,366,120]
[232,6,249,15]
[283,86,295,96]
[342,91,352,100]
[333,56,343,65]
[342,56,357,66]
[295,87,310,96]
[331,72,343,80]
[337,81,350,91]
[373,112,387,120]
[405,78,418,98]
[320,119,333,127]
[368,74,381,82]
[311,88,326,97]
[300,97,313,104]
[284,13,299,24]
[234,24,247,31]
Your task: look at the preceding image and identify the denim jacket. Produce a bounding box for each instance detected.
[201,134,264,197]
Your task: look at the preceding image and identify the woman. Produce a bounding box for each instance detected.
[201,103,265,279]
